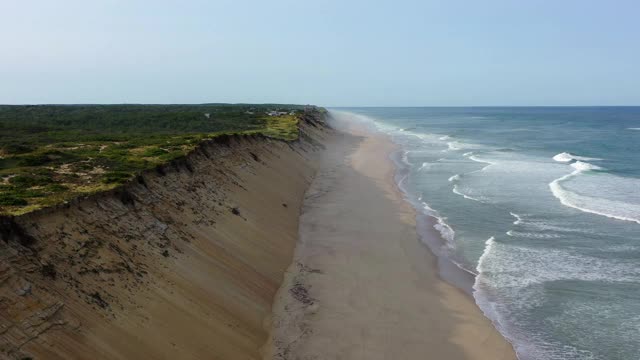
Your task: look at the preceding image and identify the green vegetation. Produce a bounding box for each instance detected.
[262,115,299,140]
[0,104,307,215]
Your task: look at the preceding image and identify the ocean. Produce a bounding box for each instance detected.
[331,107,640,360]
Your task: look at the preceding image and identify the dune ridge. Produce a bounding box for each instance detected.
[0,108,329,359]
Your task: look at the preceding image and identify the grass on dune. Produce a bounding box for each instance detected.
[0,104,307,215]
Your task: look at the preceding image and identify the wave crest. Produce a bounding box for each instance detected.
[570,161,602,171]
[549,162,640,225]
[552,152,602,163]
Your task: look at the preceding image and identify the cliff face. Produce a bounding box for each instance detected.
[0,110,330,359]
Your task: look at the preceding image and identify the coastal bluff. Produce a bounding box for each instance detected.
[0,108,329,359]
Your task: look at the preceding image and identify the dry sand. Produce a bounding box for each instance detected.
[266,119,517,359]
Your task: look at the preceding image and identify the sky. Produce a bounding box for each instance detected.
[1,0,639,106]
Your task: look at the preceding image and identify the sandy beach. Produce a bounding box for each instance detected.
[266,118,517,359]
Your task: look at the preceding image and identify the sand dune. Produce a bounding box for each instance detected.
[0,110,328,359]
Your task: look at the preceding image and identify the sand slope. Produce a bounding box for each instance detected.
[0,111,328,359]
[266,119,516,359]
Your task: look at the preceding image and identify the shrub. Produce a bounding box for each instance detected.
[0,194,28,206]
[9,174,53,187]
[102,171,131,184]
[45,184,69,192]
[142,147,169,157]
[1,143,34,155]
[17,154,51,167]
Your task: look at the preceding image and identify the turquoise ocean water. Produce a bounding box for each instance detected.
[332,107,640,360]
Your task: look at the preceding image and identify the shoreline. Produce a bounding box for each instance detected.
[265,116,516,359]
[389,148,479,296]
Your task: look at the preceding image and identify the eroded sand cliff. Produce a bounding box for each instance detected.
[0,109,329,360]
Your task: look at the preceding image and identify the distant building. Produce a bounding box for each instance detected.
[266,111,289,116]
[204,113,211,119]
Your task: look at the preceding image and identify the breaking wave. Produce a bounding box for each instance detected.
[509,212,523,225]
[549,156,640,225]
[552,152,602,163]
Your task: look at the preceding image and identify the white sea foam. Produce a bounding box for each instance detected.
[472,237,516,355]
[478,238,640,288]
[552,152,574,162]
[421,201,437,214]
[473,235,640,359]
[419,202,456,250]
[549,161,640,225]
[401,151,411,166]
[433,217,456,249]
[448,154,500,202]
[476,237,640,301]
[512,211,602,234]
[525,220,596,234]
[551,184,640,224]
[552,152,602,163]
[506,230,563,239]
[628,127,640,131]
[553,152,576,162]
[452,184,485,202]
[475,236,496,274]
[418,162,431,172]
[509,212,523,225]
[570,161,602,171]
[463,151,474,157]
[446,141,479,151]
[508,215,596,236]
[468,155,495,171]
[403,131,430,140]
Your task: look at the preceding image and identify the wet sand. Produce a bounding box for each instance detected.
[265,118,516,359]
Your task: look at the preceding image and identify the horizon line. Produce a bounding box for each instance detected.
[1,103,640,108]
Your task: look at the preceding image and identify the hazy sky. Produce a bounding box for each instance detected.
[1,0,638,106]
